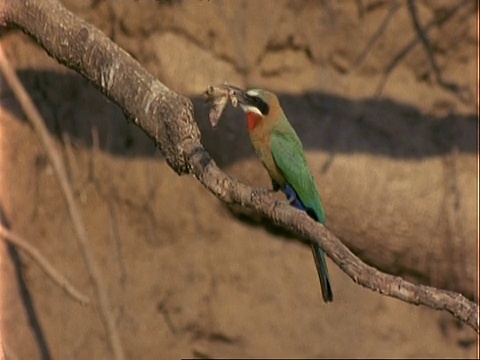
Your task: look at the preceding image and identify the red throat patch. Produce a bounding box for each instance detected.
[246,112,262,132]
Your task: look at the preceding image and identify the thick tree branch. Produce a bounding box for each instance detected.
[0,0,478,333]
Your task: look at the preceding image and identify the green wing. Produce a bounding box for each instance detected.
[270,126,326,224]
[270,124,333,301]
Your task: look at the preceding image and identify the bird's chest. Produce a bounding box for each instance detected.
[249,127,285,186]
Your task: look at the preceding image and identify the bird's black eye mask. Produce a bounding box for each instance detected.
[246,95,270,116]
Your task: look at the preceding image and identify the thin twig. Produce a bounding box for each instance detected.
[376,0,471,99]
[406,0,470,101]
[0,46,125,360]
[354,0,402,68]
[0,224,90,305]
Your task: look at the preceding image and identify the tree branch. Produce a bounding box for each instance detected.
[0,28,125,360]
[0,224,90,306]
[375,0,472,100]
[406,0,471,101]
[0,0,477,333]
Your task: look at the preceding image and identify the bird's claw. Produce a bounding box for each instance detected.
[286,193,296,205]
[251,188,275,198]
[274,199,294,208]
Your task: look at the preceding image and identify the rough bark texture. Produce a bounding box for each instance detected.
[0,0,477,359]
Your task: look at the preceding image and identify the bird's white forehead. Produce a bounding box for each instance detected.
[246,89,260,97]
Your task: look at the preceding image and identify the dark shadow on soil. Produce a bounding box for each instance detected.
[0,205,52,360]
[0,70,476,166]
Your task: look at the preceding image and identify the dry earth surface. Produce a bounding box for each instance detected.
[0,0,478,359]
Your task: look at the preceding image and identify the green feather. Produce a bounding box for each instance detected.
[242,88,332,301]
[269,122,326,224]
[270,118,333,302]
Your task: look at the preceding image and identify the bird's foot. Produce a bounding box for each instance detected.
[251,188,276,199]
[285,193,296,205]
[274,199,294,208]
[266,199,294,215]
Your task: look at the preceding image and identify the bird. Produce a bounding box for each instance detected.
[232,87,333,302]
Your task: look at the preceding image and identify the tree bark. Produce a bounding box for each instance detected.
[0,0,477,333]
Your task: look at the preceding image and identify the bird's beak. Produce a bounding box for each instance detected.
[222,85,250,107]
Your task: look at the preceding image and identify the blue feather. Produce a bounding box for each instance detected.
[282,184,333,302]
[284,184,306,211]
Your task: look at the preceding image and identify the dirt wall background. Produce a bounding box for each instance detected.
[0,0,478,359]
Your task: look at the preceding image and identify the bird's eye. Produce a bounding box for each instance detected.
[248,95,269,115]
